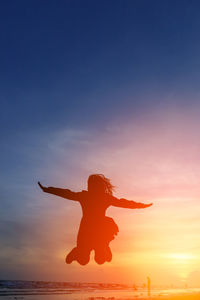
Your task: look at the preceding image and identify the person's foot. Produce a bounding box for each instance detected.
[105,246,112,262]
[65,247,78,264]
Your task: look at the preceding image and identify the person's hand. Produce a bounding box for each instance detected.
[144,203,153,208]
[38,181,45,191]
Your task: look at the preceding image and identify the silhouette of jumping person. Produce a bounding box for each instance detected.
[38,174,152,265]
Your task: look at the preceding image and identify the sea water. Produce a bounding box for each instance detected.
[1,280,200,300]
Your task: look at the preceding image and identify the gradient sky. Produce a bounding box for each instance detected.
[1,0,200,286]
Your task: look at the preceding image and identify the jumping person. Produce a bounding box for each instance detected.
[38,174,152,265]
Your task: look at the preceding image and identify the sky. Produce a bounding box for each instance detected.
[1,0,200,287]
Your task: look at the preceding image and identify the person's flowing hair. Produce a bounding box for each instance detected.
[87,174,114,195]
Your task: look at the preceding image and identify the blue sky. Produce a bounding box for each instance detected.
[1,0,200,135]
[1,0,200,283]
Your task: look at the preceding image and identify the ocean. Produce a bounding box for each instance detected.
[0,280,200,300]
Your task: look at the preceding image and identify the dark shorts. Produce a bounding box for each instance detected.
[77,216,119,249]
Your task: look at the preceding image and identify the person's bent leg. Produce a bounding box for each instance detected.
[94,247,107,265]
[77,254,90,265]
[94,245,112,264]
[76,247,91,265]
[66,246,91,265]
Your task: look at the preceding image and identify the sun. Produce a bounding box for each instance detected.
[167,253,196,261]
[163,253,197,281]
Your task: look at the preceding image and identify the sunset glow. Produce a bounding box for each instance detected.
[2,108,200,286]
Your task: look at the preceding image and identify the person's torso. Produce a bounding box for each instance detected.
[79,191,110,221]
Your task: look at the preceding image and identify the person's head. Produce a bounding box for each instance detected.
[87,174,114,195]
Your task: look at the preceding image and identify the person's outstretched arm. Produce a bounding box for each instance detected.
[38,181,80,201]
[110,196,153,209]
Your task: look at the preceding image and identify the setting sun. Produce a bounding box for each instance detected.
[166,253,196,261]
